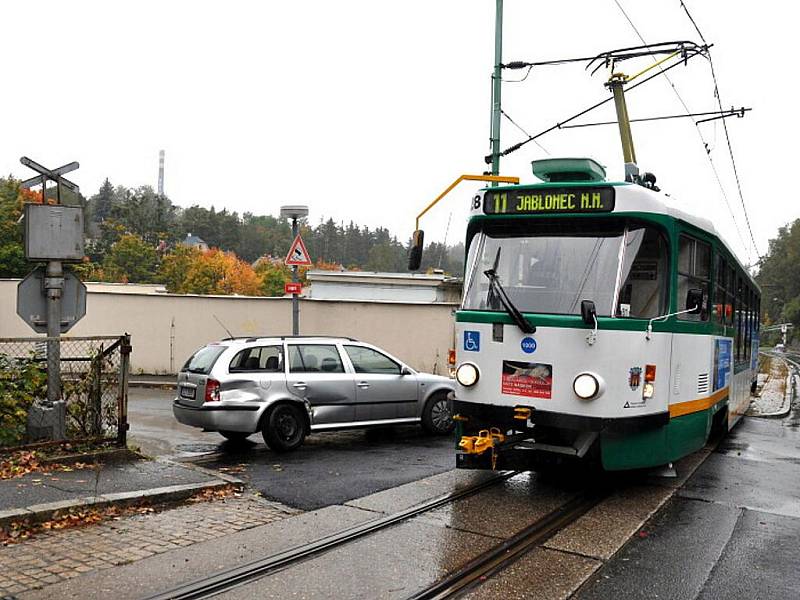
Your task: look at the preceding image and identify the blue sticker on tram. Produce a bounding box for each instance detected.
[464,331,480,352]
[521,337,537,354]
[713,339,732,391]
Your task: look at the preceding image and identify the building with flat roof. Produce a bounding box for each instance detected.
[305,270,462,303]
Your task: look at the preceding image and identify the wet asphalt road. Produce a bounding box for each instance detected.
[576,394,800,599]
[195,427,455,510]
[127,387,455,510]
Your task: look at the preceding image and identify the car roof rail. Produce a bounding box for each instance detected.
[221,335,360,342]
[279,335,359,342]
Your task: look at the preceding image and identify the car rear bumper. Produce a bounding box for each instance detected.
[173,399,261,433]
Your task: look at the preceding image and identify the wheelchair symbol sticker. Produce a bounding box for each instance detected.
[464,331,480,352]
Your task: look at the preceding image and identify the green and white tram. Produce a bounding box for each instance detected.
[450,158,760,471]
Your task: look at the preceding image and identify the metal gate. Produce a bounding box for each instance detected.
[0,335,131,448]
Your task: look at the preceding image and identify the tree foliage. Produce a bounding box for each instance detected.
[161,248,263,295]
[757,218,800,343]
[103,234,160,283]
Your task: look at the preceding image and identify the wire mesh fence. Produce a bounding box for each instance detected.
[0,335,130,449]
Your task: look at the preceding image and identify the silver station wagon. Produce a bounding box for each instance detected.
[173,336,455,451]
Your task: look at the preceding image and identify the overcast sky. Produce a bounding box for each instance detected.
[2,1,795,267]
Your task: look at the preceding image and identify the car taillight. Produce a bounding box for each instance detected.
[205,379,221,403]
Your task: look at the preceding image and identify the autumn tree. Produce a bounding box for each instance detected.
[102,234,160,283]
[165,249,263,296]
[254,258,291,296]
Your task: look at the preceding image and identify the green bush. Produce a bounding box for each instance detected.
[0,355,47,446]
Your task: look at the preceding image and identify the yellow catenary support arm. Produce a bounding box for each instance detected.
[415,174,519,231]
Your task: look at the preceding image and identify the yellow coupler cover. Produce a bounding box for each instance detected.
[459,428,506,455]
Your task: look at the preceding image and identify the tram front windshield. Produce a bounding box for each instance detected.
[462,220,668,318]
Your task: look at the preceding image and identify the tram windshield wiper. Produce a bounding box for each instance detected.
[483,251,535,334]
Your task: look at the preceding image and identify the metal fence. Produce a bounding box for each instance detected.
[0,335,130,449]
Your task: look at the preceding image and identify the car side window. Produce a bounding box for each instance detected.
[344,346,401,375]
[229,346,282,372]
[288,345,345,373]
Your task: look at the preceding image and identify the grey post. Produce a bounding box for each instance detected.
[291,217,299,335]
[45,260,63,407]
[280,205,309,336]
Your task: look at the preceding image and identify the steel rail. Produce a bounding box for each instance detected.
[407,488,607,600]
[143,471,518,600]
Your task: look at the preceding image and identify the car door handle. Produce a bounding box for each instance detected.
[357,382,370,389]
[293,382,307,391]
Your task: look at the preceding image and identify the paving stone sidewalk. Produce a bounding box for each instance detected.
[0,494,298,597]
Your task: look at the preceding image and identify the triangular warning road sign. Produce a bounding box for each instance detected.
[285,234,312,266]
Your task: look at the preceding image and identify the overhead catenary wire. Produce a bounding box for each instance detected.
[501,109,551,155]
[486,48,706,163]
[561,107,750,129]
[678,0,761,261]
[611,0,754,263]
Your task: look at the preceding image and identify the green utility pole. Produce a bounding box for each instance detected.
[490,0,503,178]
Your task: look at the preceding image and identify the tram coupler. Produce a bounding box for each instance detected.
[458,429,533,470]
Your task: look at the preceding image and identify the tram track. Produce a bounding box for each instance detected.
[407,488,607,600]
[143,471,518,600]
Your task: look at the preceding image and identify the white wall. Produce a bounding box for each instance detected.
[0,280,457,375]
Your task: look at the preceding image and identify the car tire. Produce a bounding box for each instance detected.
[263,403,306,452]
[422,392,455,435]
[219,430,250,443]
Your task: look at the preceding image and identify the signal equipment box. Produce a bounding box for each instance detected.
[24,203,84,262]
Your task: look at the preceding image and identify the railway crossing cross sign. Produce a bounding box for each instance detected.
[285,235,312,266]
[19,156,80,203]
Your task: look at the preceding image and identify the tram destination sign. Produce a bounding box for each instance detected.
[484,186,615,215]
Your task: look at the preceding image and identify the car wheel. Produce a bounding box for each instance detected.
[219,430,250,443]
[422,392,455,435]
[263,403,306,452]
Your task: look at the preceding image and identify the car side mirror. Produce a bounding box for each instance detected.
[401,366,413,376]
[686,288,703,314]
[580,300,597,326]
[408,230,424,271]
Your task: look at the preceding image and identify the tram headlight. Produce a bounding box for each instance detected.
[456,363,480,387]
[573,373,600,400]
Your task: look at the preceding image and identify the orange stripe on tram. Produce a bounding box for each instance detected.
[669,387,729,419]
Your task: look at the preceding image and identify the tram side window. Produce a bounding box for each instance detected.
[735,277,743,362]
[615,228,669,318]
[727,266,736,326]
[713,256,728,324]
[744,285,752,361]
[677,235,711,321]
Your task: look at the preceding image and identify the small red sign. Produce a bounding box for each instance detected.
[284,282,302,295]
[501,361,553,399]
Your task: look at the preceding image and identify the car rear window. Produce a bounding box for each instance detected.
[181,345,226,374]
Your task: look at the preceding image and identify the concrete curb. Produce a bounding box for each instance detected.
[155,456,245,486]
[758,374,794,417]
[129,380,176,389]
[0,479,233,530]
[39,447,138,466]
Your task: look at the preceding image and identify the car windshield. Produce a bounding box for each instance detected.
[181,345,226,374]
[462,219,668,318]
